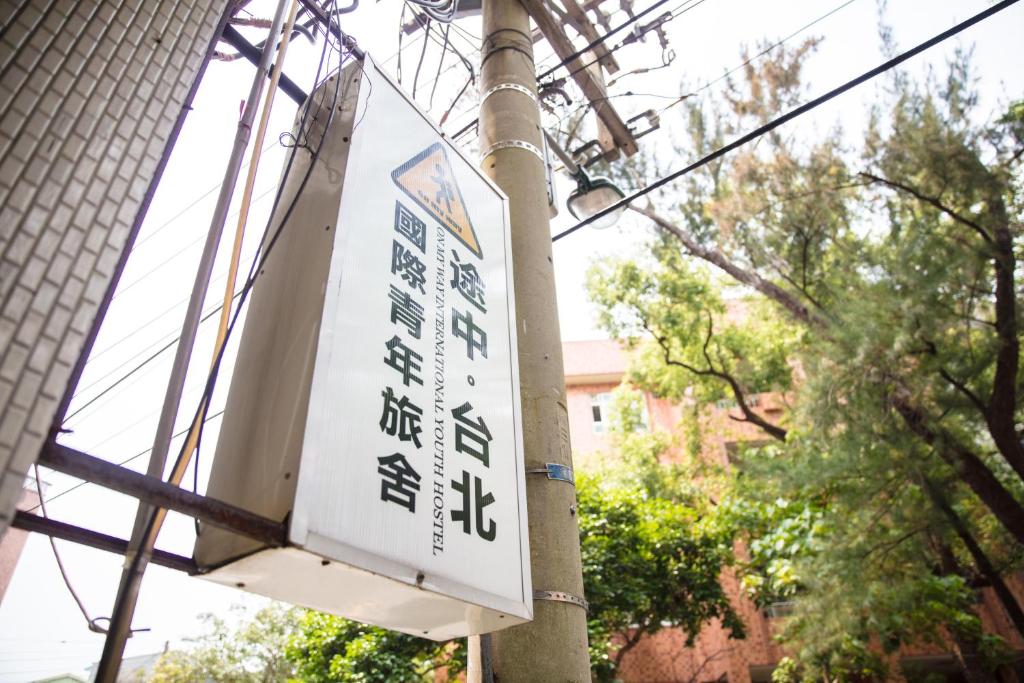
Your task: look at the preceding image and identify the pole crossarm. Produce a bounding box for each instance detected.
[37,442,288,549]
[10,510,197,574]
[521,0,637,158]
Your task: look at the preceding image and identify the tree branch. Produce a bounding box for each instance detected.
[649,319,789,442]
[613,622,649,671]
[632,205,830,330]
[858,171,992,243]
[919,336,989,416]
[887,384,1024,545]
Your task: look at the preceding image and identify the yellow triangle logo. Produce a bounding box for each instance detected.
[392,143,482,258]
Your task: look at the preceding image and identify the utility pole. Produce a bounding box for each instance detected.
[478,0,591,679]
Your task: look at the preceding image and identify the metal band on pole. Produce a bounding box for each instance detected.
[480,139,546,164]
[526,463,575,485]
[533,590,590,612]
[479,82,538,106]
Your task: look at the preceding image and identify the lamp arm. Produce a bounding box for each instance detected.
[543,130,581,176]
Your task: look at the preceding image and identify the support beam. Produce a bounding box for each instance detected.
[220,25,308,105]
[37,443,287,548]
[10,511,197,575]
[522,0,637,158]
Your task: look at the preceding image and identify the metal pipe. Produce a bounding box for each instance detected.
[95,1,294,678]
[543,130,580,175]
[10,511,197,575]
[221,25,308,105]
[38,443,287,548]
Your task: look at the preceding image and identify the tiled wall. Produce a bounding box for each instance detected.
[0,0,228,528]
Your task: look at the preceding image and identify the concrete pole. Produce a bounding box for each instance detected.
[478,0,591,679]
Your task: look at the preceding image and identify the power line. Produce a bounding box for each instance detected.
[656,0,861,114]
[552,0,1021,242]
[62,292,241,425]
[111,184,277,301]
[130,140,280,253]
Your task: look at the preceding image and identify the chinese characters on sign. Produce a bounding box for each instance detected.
[358,140,512,565]
[376,192,499,545]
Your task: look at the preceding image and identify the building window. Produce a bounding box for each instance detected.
[591,392,612,433]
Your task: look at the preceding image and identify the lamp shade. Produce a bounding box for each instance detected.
[566,175,626,230]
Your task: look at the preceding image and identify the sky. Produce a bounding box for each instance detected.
[0,0,1021,679]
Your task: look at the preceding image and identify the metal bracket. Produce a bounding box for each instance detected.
[534,589,589,612]
[480,139,545,164]
[628,108,661,140]
[480,82,538,107]
[526,463,574,485]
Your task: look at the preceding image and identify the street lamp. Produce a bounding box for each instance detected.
[544,132,626,229]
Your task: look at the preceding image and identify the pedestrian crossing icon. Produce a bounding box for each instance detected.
[392,142,482,258]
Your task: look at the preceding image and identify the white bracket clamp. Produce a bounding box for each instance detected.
[533,590,589,612]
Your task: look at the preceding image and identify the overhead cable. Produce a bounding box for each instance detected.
[552,0,1021,242]
[657,0,861,114]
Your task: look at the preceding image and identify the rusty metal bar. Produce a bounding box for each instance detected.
[10,510,197,574]
[38,442,287,548]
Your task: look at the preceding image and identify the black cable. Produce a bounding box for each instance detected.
[397,2,406,83]
[104,5,350,644]
[410,7,475,82]
[440,74,473,126]
[412,16,432,98]
[552,0,1021,242]
[179,7,352,473]
[429,24,450,109]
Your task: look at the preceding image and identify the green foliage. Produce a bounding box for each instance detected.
[147,602,301,683]
[286,612,463,683]
[587,247,797,408]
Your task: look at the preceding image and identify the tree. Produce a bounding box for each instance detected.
[583,36,1023,682]
[577,388,745,682]
[286,612,463,683]
[579,471,744,682]
[147,602,301,683]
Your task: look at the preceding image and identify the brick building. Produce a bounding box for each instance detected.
[562,339,1024,683]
